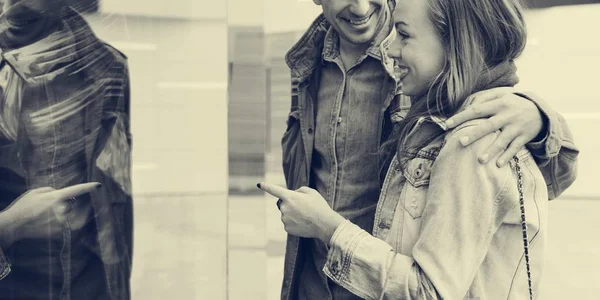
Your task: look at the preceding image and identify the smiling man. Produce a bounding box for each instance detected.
[279,0,577,299]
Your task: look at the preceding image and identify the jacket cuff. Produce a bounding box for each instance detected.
[324,220,365,282]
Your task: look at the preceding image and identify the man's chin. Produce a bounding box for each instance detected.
[339,30,377,47]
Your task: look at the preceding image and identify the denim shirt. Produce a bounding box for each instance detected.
[298,24,401,299]
[281,12,577,300]
[322,117,549,299]
[0,4,132,299]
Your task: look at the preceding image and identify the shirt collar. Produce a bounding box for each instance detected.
[404,115,449,144]
[321,27,340,61]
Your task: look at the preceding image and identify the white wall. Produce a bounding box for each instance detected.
[227,0,320,33]
[517,4,600,198]
[99,0,226,20]
[228,0,265,27]
[263,0,321,33]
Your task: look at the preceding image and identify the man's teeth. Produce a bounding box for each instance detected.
[345,16,370,25]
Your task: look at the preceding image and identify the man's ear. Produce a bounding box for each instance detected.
[313,0,322,5]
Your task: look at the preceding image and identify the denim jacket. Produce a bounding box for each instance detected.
[281,14,578,300]
[323,117,548,299]
[0,4,132,299]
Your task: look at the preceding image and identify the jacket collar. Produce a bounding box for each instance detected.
[285,15,329,82]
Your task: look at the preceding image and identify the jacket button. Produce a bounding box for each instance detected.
[330,261,340,276]
[307,128,314,134]
[415,168,423,178]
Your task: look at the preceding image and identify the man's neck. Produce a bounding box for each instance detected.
[336,4,392,69]
[338,37,370,70]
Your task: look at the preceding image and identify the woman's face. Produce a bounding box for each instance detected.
[387,0,446,97]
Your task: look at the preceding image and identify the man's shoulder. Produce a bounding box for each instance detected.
[102,43,128,60]
[285,14,330,77]
[97,42,129,77]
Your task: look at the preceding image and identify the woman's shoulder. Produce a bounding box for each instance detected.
[441,118,502,158]
[437,119,538,206]
[434,119,513,196]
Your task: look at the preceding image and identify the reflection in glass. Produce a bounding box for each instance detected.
[0,1,132,299]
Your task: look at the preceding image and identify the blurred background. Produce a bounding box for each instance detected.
[75,0,599,299]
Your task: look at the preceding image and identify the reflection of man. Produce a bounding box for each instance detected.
[0,0,133,299]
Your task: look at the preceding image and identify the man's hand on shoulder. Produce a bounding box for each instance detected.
[444,87,545,167]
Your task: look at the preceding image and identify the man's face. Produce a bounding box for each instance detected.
[315,0,386,46]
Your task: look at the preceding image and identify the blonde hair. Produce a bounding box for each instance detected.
[427,0,527,112]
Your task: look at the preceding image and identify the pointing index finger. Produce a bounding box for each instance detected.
[258,182,294,201]
[52,182,102,201]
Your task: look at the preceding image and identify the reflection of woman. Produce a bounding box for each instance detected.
[259,0,567,299]
[0,182,102,279]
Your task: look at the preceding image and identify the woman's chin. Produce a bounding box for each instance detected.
[400,83,428,99]
[399,85,417,97]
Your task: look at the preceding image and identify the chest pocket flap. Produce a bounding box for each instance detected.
[402,154,435,219]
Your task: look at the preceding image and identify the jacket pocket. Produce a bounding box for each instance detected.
[402,156,434,219]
